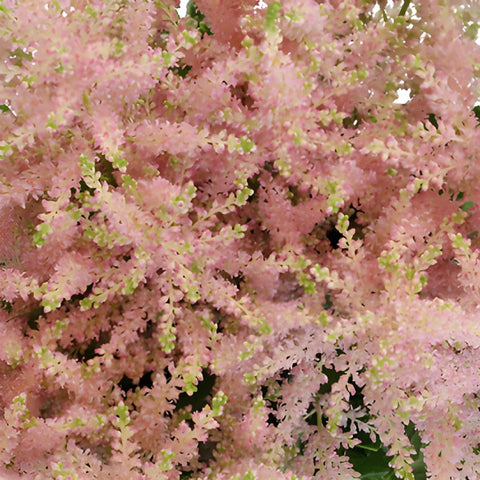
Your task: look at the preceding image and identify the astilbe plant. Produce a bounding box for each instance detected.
[1,0,480,478]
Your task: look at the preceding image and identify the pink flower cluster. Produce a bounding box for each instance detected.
[1,0,480,478]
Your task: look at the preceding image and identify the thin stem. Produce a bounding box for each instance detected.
[399,0,412,16]
[381,7,388,23]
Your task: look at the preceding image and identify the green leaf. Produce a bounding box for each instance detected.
[54,62,64,74]
[236,186,254,206]
[112,154,128,171]
[79,297,93,310]
[239,137,255,154]
[33,223,52,247]
[459,201,474,212]
[0,2,12,14]
[114,403,130,429]
[9,47,33,67]
[211,392,227,416]
[257,318,272,335]
[243,372,256,385]
[84,5,97,17]
[121,174,137,190]
[346,424,426,480]
[264,1,282,33]
[158,450,175,472]
[465,23,479,41]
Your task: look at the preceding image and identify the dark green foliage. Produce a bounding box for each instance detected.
[426,113,439,129]
[78,179,95,195]
[460,201,474,212]
[9,47,33,66]
[186,1,212,37]
[97,154,118,187]
[27,306,44,330]
[473,105,480,124]
[343,107,361,129]
[169,62,192,79]
[1,300,12,313]
[118,371,154,396]
[323,294,333,310]
[345,423,426,479]
[175,369,217,413]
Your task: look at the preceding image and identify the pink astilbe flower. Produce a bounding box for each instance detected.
[1,0,480,478]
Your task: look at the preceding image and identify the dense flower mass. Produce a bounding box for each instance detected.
[1,0,480,478]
